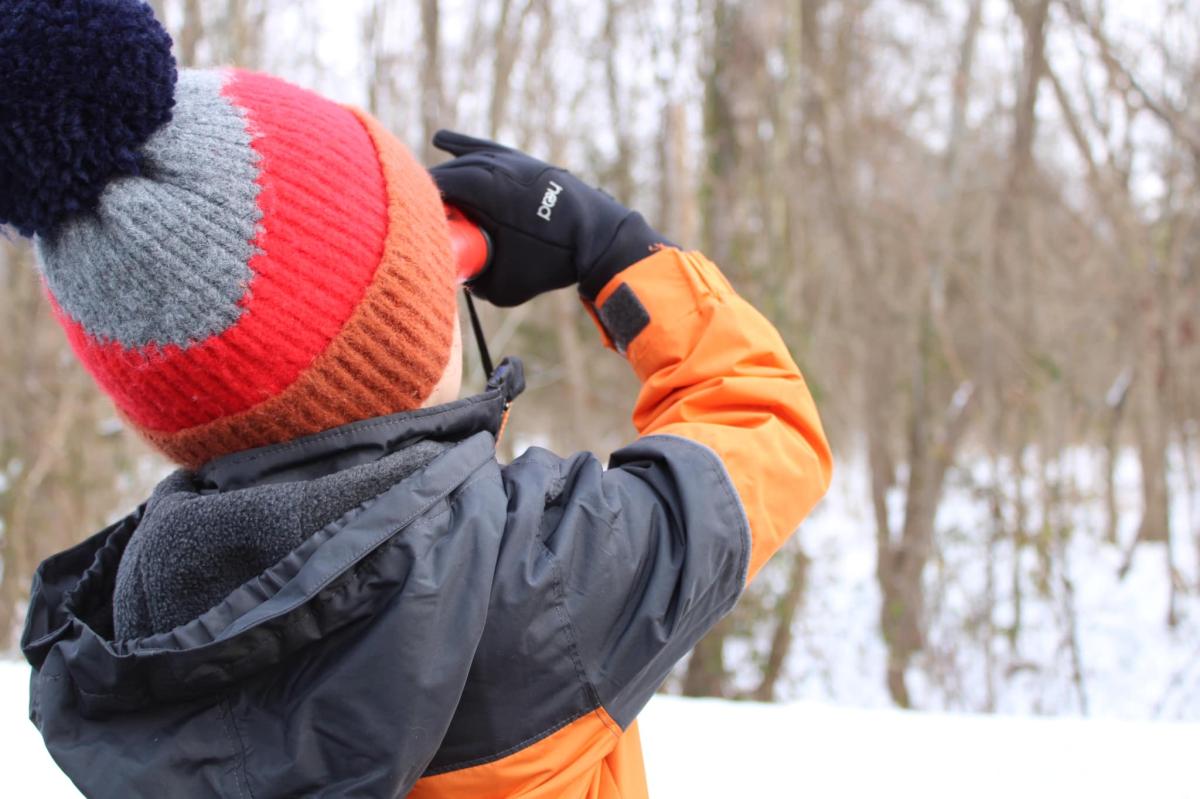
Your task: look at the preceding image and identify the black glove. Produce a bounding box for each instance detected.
[430,130,671,307]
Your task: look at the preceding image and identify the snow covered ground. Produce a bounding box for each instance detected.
[759,447,1200,719]
[3,661,1196,797]
[640,695,1199,798]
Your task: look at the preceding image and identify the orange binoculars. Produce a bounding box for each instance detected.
[444,204,498,378]
[445,205,492,284]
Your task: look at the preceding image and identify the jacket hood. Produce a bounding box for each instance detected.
[20,361,524,797]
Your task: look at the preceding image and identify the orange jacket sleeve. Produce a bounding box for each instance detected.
[587,247,833,581]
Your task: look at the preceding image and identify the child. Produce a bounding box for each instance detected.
[5,1,831,796]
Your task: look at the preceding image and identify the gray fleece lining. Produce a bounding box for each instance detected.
[113,439,449,640]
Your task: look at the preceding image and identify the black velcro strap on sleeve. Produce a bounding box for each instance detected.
[596,283,651,354]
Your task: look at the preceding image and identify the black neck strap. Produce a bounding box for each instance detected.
[464,290,495,380]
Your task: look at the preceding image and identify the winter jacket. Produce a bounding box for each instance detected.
[21,248,832,798]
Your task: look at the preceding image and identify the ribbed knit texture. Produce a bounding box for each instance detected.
[38,69,457,467]
[143,104,457,467]
[39,71,260,348]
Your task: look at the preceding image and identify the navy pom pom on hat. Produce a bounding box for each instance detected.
[0,0,177,236]
[0,0,460,468]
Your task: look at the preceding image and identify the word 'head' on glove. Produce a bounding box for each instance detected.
[430,130,671,307]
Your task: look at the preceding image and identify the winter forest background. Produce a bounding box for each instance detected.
[2,0,1199,723]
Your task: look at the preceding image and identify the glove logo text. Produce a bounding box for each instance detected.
[538,180,564,222]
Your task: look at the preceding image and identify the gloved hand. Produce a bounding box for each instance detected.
[430,130,671,307]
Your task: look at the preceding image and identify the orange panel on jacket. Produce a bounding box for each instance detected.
[590,247,833,581]
[409,713,646,799]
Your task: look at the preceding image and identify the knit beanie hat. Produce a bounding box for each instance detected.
[0,0,457,468]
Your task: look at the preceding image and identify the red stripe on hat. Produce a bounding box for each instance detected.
[56,70,389,432]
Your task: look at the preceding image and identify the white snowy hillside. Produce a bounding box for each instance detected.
[3,661,1196,798]
[723,447,1200,720]
[782,448,1195,715]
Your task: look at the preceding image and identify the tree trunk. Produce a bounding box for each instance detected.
[1134,406,1171,544]
[681,617,732,697]
[754,546,811,701]
[179,0,203,67]
[488,0,533,139]
[419,0,444,165]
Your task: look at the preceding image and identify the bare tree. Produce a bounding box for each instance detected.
[419,0,444,165]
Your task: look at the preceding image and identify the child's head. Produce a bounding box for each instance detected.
[0,0,462,468]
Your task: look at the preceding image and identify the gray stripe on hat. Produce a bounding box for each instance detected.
[36,70,262,349]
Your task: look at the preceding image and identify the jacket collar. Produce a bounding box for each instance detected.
[195,357,525,493]
[21,360,524,715]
